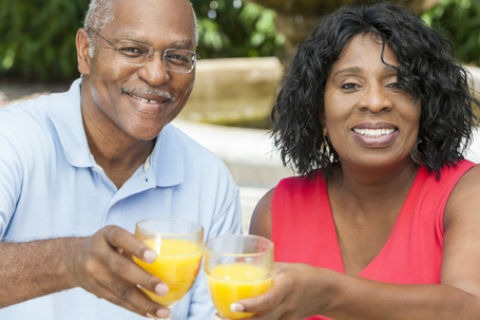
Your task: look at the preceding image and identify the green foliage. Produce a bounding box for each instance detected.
[0,1,89,81]
[0,0,283,82]
[192,0,284,59]
[3,0,478,82]
[421,0,480,66]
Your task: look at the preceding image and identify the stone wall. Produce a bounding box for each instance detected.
[182,57,480,126]
[179,57,283,126]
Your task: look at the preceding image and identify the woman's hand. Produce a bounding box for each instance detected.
[229,262,332,320]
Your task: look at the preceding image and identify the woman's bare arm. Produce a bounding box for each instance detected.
[240,166,480,319]
[249,188,274,239]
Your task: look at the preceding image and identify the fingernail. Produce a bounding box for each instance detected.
[143,249,157,263]
[231,303,245,312]
[156,308,170,318]
[155,283,169,295]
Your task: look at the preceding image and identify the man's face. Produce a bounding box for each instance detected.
[78,0,196,141]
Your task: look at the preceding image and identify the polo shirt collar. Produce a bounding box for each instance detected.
[49,78,93,168]
[146,124,184,187]
[49,78,184,188]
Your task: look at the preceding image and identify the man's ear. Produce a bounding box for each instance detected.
[76,28,91,75]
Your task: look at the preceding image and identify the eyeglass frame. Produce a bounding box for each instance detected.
[87,29,198,74]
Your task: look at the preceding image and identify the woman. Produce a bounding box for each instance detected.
[236,3,480,319]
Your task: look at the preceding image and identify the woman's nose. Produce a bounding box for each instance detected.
[359,84,393,113]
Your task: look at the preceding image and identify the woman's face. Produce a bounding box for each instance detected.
[323,33,421,170]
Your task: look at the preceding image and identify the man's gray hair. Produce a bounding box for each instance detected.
[83,0,199,57]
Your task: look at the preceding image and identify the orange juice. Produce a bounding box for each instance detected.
[207,263,273,319]
[134,238,203,306]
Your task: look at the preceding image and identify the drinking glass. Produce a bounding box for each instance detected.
[204,234,274,319]
[133,218,204,320]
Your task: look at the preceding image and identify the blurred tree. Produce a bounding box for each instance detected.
[0,1,88,81]
[0,0,283,82]
[192,0,284,59]
[0,0,478,82]
[421,0,480,67]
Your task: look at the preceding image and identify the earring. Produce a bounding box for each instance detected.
[410,139,423,165]
[320,130,333,166]
[320,135,330,157]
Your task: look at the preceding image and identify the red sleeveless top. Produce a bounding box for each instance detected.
[271,160,474,320]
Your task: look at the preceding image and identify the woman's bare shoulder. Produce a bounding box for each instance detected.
[444,163,480,226]
[248,188,275,239]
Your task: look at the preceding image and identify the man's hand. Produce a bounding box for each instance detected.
[67,225,170,318]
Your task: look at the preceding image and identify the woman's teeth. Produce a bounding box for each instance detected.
[353,128,395,137]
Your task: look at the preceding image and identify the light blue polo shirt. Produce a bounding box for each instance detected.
[0,79,242,319]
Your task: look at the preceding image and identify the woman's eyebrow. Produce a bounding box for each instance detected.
[331,66,363,78]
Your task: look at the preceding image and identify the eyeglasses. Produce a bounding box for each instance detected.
[89,30,197,74]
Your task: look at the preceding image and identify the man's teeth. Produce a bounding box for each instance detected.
[139,97,156,104]
[353,128,395,137]
[131,94,157,104]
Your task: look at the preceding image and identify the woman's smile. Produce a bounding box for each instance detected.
[352,124,399,147]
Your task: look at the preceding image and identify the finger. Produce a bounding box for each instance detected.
[81,232,169,302]
[230,291,277,315]
[103,225,157,263]
[231,272,291,316]
[106,246,169,297]
[97,271,170,319]
[71,231,169,318]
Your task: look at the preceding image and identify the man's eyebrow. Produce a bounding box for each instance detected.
[115,32,194,49]
[169,40,195,50]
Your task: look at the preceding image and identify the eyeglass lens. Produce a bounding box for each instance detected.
[91,30,196,73]
[114,40,196,73]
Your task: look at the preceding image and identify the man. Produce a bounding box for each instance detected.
[0,0,242,319]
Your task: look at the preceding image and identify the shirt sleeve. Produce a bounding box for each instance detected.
[0,133,24,238]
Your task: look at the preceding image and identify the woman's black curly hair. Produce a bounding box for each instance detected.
[271,2,479,177]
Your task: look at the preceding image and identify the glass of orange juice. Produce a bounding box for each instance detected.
[133,218,204,320]
[204,234,274,319]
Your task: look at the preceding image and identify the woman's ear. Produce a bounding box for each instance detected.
[319,112,327,136]
[76,28,91,75]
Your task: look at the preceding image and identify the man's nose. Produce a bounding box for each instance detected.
[138,51,171,86]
